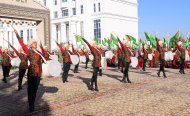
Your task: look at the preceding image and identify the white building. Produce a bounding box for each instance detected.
[38,0,138,50]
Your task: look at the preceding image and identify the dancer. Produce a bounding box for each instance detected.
[118,37,132,83]
[55,41,73,83]
[176,41,186,74]
[156,38,167,78]
[14,28,43,112]
[142,43,148,71]
[82,38,101,91]
[40,44,53,61]
[9,44,28,91]
[0,48,14,83]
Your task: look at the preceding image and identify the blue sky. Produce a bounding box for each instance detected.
[138,0,190,39]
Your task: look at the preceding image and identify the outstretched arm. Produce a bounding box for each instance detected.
[54,40,65,55]
[142,44,145,53]
[9,44,20,57]
[117,37,125,51]
[40,43,45,55]
[13,29,29,54]
[82,38,94,53]
[72,45,77,54]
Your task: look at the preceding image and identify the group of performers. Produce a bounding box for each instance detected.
[0,28,190,113]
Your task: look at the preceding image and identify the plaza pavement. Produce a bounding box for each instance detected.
[0,65,190,116]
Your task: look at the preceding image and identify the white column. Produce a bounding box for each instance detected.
[51,24,57,50]
[69,21,76,45]
[60,23,66,43]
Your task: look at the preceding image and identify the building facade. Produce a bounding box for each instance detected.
[0,0,50,50]
[38,0,138,50]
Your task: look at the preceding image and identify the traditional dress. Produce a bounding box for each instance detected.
[117,46,122,69]
[83,38,101,91]
[10,45,28,90]
[82,49,90,69]
[176,44,186,74]
[15,31,43,112]
[56,43,73,83]
[118,39,132,83]
[0,49,14,83]
[142,44,148,71]
[157,41,167,78]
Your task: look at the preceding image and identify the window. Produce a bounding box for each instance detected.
[93,4,96,13]
[81,5,83,14]
[80,21,84,36]
[27,29,29,41]
[54,11,58,18]
[20,30,23,39]
[72,8,76,15]
[54,0,57,5]
[30,29,33,39]
[94,19,101,42]
[62,0,67,2]
[98,3,101,12]
[43,0,46,6]
[62,9,69,17]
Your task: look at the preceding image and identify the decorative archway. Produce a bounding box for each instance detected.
[0,0,51,49]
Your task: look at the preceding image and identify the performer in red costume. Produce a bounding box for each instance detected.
[9,44,28,91]
[0,48,14,83]
[118,37,132,83]
[55,41,73,83]
[82,38,101,91]
[14,28,44,112]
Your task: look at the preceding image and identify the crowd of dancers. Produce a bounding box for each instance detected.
[0,27,189,112]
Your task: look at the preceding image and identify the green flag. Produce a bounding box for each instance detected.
[126,35,138,46]
[75,35,84,45]
[111,34,118,45]
[169,31,180,48]
[102,38,107,46]
[94,36,99,45]
[144,32,156,47]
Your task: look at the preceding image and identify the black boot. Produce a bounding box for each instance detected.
[18,86,23,91]
[127,77,131,83]
[89,82,94,91]
[2,78,7,83]
[179,70,183,74]
[157,72,160,77]
[163,72,167,78]
[123,77,127,83]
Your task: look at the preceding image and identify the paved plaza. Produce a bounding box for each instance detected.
[0,65,190,116]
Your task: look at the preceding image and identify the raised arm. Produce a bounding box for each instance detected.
[72,45,77,54]
[9,52,16,58]
[55,41,65,55]
[142,44,145,53]
[156,37,160,52]
[82,38,94,53]
[117,36,125,51]
[10,44,20,57]
[40,43,45,55]
[14,29,29,54]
